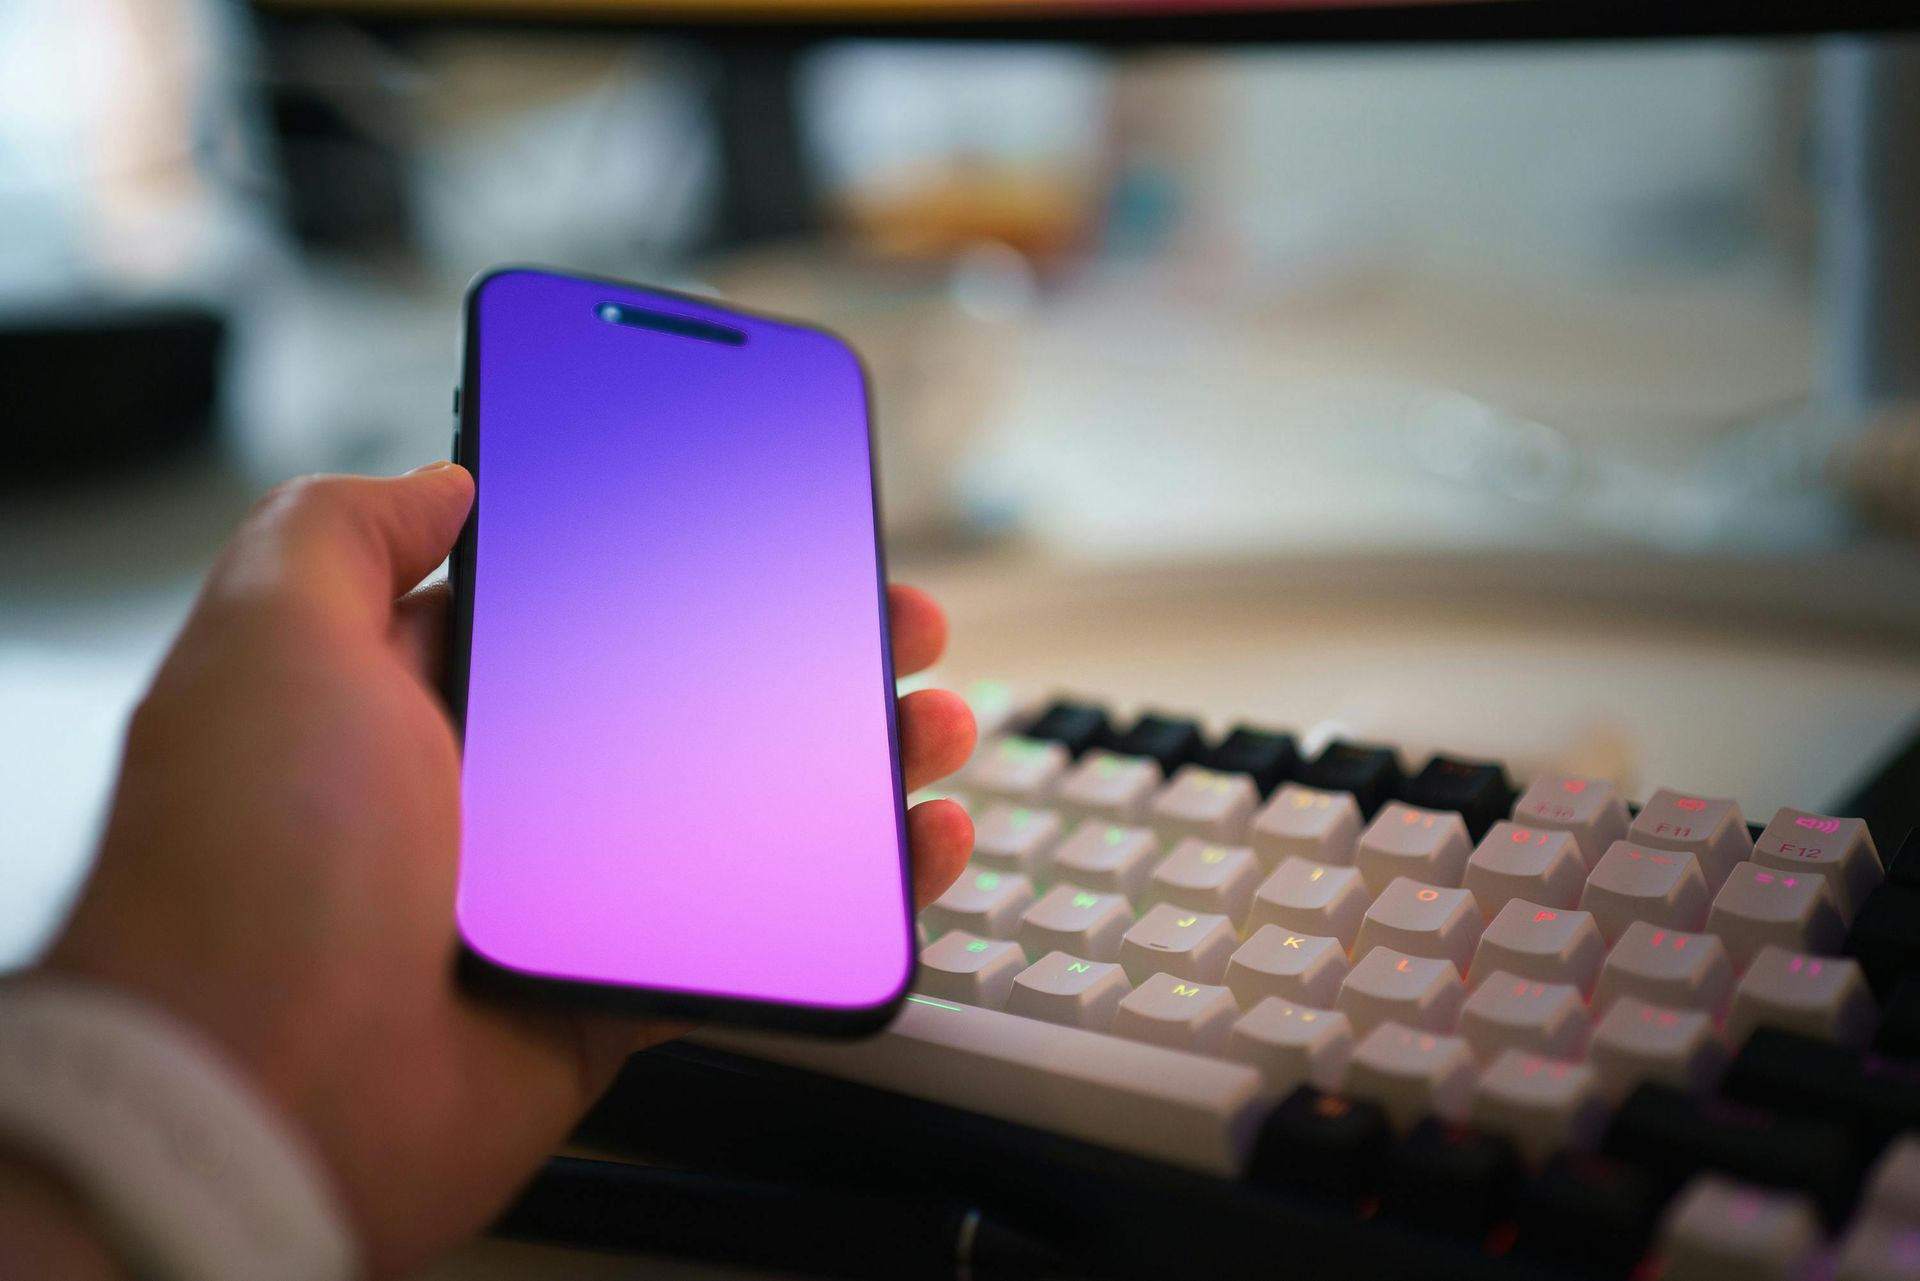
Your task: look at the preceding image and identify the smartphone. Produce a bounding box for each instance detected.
[446,267,914,1035]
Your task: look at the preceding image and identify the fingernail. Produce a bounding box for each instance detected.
[407,460,456,475]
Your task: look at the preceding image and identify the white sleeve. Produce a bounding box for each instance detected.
[0,976,359,1281]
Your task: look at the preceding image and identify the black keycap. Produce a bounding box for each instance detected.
[1401,755,1517,841]
[1297,742,1405,818]
[1378,1119,1520,1239]
[1513,1153,1658,1280]
[1873,977,1920,1059]
[1247,1086,1390,1203]
[1109,713,1207,776]
[1888,826,1920,889]
[1206,725,1298,796]
[1723,1026,1920,1153]
[1019,699,1112,758]
[1603,1082,1860,1223]
[1845,882,1920,999]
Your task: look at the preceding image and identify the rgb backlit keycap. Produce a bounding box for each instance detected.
[1113,972,1239,1055]
[1862,1134,1920,1223]
[1207,726,1299,797]
[923,868,1037,940]
[1248,857,1370,949]
[1510,773,1631,868]
[1464,822,1588,917]
[971,802,1065,880]
[1627,789,1749,890]
[1338,947,1466,1035]
[1151,764,1260,844]
[1109,713,1207,777]
[1470,901,1606,993]
[1592,922,1733,1016]
[1119,903,1237,986]
[1401,754,1516,841]
[1298,741,1405,818]
[1146,839,1262,924]
[1354,879,1483,975]
[1657,1175,1820,1281]
[918,931,1027,1009]
[1225,925,1350,1009]
[1589,997,1724,1098]
[1050,821,1160,899]
[1020,700,1112,758]
[1052,750,1160,825]
[1355,802,1474,896]
[1458,973,1590,1063]
[1228,998,1353,1094]
[1579,843,1711,943]
[1750,807,1880,922]
[1470,1051,1608,1165]
[1345,1022,1475,1130]
[960,736,1070,801]
[1018,882,1133,963]
[1705,861,1846,969]
[1834,1216,1920,1281]
[1724,945,1875,1047]
[1005,951,1131,1031]
[1249,784,1363,869]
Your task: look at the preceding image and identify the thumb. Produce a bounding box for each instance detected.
[208,463,475,628]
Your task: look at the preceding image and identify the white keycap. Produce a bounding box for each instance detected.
[1469,900,1606,993]
[1354,880,1483,975]
[1225,926,1350,1009]
[1119,903,1238,985]
[1017,883,1133,963]
[1858,1129,1920,1221]
[959,736,1070,802]
[1724,946,1875,1047]
[1579,842,1711,943]
[1247,857,1371,949]
[1469,1050,1609,1164]
[1050,821,1161,899]
[1457,972,1590,1063]
[1593,922,1734,1016]
[1146,839,1262,924]
[918,931,1028,1009]
[1589,997,1724,1098]
[971,802,1065,880]
[1345,1022,1476,1130]
[1354,802,1474,896]
[1249,783,1363,869]
[1338,947,1466,1035]
[1629,789,1750,890]
[1657,1175,1820,1281]
[1862,1134,1920,1223]
[1113,972,1239,1055]
[1228,999,1354,1094]
[1705,861,1847,970]
[922,868,1037,940]
[694,996,1270,1176]
[1004,951,1131,1030]
[1836,1215,1920,1281]
[1511,773,1632,868]
[1151,765,1259,844]
[1751,808,1882,922]
[1052,750,1161,825]
[1464,822,1588,917]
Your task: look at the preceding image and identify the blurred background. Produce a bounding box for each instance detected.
[7,3,1920,977]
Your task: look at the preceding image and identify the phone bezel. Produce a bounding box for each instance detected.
[446,265,916,1037]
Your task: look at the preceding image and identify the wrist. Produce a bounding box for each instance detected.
[0,1147,127,1281]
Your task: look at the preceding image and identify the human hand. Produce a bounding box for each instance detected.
[38,463,977,1278]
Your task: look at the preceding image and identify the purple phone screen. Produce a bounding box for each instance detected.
[454,270,912,1009]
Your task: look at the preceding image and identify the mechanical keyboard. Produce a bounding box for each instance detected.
[554,689,1920,1281]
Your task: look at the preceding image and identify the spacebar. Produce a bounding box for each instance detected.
[691,997,1271,1177]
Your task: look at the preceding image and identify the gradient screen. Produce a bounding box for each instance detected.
[454,269,913,1011]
